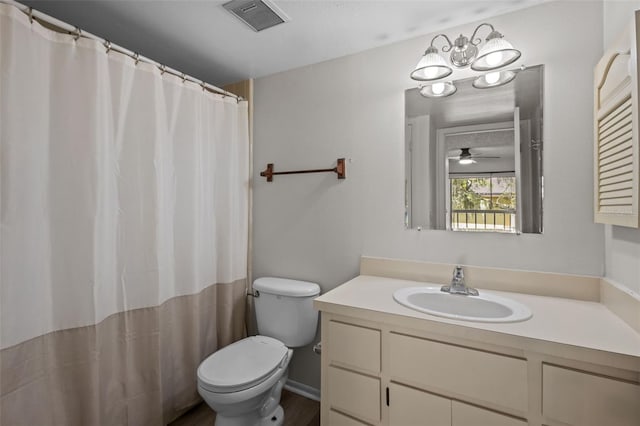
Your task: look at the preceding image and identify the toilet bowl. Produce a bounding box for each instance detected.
[197,336,293,426]
[197,278,320,426]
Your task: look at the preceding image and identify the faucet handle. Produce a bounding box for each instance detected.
[452,265,464,279]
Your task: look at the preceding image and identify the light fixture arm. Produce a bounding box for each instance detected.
[469,23,496,46]
[429,33,454,53]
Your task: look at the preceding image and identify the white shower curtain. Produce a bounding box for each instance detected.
[0,4,249,425]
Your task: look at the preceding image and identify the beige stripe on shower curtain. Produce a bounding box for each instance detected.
[1,280,246,425]
[0,4,249,425]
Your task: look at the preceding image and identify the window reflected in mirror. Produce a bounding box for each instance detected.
[450,175,516,232]
[405,64,543,234]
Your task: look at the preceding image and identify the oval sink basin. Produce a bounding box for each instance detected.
[393,286,532,323]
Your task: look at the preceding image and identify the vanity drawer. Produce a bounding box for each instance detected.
[327,321,380,373]
[328,366,380,424]
[389,333,528,413]
[542,364,640,426]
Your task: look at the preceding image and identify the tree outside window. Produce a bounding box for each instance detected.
[450,176,516,232]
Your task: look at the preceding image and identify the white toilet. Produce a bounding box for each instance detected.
[197,277,320,426]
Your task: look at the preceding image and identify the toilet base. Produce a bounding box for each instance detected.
[215,404,284,426]
[261,404,284,426]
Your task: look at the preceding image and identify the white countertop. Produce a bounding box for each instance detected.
[314,275,640,367]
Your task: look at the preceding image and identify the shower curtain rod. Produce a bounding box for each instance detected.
[1,0,243,102]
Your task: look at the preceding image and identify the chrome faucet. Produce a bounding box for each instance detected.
[441,265,478,296]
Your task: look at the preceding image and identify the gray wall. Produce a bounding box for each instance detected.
[253,1,605,389]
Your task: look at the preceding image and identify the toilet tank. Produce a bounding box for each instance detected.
[253,277,320,348]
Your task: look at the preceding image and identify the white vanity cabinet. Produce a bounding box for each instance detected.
[320,314,640,426]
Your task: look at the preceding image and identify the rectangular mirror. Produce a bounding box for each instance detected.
[405,65,543,234]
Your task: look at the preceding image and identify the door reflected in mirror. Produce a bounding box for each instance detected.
[405,65,543,234]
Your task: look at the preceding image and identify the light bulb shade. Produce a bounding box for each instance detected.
[471,37,521,71]
[458,158,476,165]
[419,81,457,98]
[472,70,516,89]
[410,50,453,81]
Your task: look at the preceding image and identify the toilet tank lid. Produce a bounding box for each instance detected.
[253,277,320,297]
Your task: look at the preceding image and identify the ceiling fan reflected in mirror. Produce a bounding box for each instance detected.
[448,147,500,165]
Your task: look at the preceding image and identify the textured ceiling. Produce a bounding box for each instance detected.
[22,0,544,86]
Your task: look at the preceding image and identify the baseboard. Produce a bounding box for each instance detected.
[284,379,320,402]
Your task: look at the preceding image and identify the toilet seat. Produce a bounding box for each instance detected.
[197,335,288,393]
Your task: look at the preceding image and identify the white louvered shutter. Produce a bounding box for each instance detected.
[594,12,640,228]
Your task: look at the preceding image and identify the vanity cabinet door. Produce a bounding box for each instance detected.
[387,384,526,426]
[388,383,451,426]
[451,401,527,426]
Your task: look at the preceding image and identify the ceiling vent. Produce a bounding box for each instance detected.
[223,0,290,32]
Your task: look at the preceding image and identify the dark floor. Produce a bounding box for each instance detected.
[168,390,320,426]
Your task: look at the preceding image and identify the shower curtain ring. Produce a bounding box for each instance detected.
[181,73,186,83]
[72,26,81,41]
[200,82,206,92]
[134,53,140,65]
[160,65,166,75]
[28,7,34,24]
[104,40,112,54]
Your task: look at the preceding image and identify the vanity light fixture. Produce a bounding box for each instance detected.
[472,70,516,89]
[419,81,457,98]
[471,28,521,71]
[410,45,453,81]
[411,23,521,96]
